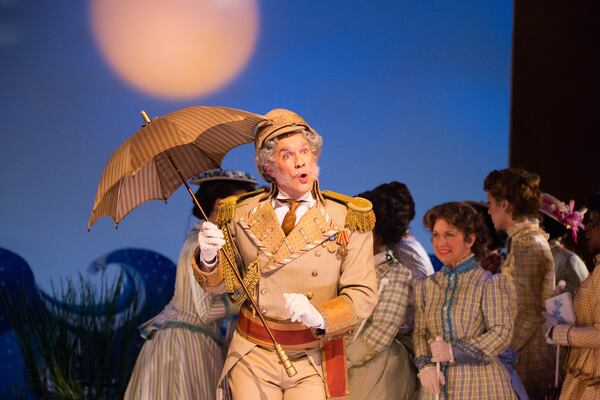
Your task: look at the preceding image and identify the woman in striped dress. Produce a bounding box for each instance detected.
[125,169,257,400]
[346,182,418,399]
[414,202,524,400]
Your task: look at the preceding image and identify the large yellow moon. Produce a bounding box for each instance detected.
[89,0,259,99]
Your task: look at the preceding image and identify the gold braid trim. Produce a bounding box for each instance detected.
[229,260,260,305]
[322,190,376,232]
[216,189,266,302]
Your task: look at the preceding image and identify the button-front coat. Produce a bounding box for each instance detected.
[192,187,378,398]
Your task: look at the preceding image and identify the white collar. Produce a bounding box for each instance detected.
[275,189,314,203]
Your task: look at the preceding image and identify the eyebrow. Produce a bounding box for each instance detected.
[278,144,309,153]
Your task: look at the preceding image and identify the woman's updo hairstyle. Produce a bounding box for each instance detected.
[358,181,415,247]
[483,168,542,219]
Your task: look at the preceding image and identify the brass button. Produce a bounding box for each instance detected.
[260,288,268,295]
[306,292,314,300]
[312,271,318,277]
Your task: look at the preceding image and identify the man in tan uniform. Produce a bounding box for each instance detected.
[191,108,378,400]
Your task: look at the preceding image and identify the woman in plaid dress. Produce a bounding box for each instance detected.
[346,182,418,399]
[484,168,555,398]
[543,192,600,399]
[414,202,524,400]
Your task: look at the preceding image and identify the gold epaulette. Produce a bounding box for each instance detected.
[322,190,375,232]
[216,188,266,227]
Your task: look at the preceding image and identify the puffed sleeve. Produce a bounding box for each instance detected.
[509,234,555,351]
[412,277,433,370]
[452,273,514,362]
[346,266,411,366]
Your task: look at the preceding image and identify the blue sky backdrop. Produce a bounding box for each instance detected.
[0,0,513,290]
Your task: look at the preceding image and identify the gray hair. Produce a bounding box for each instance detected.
[255,129,323,181]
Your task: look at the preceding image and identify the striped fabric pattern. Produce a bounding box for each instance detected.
[393,233,435,280]
[125,223,229,400]
[413,257,518,400]
[89,106,265,229]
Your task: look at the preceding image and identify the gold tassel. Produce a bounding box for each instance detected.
[321,190,376,232]
[215,187,269,303]
[217,197,237,225]
[345,208,376,232]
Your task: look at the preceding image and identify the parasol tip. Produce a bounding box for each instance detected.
[140,110,151,124]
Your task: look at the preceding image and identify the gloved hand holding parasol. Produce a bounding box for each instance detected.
[88,106,298,377]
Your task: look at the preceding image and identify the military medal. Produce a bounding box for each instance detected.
[336,229,350,259]
[326,233,338,253]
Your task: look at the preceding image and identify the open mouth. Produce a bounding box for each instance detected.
[298,173,309,183]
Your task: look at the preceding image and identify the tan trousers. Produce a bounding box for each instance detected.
[229,346,326,400]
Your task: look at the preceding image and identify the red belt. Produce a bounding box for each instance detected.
[236,307,349,399]
[237,306,321,350]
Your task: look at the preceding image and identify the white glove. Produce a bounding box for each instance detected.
[418,365,445,395]
[429,336,454,363]
[283,293,325,329]
[197,221,225,266]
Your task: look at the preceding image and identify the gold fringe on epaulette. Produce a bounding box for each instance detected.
[217,197,238,226]
[345,208,376,232]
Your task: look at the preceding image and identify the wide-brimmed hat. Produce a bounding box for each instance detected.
[189,168,259,186]
[540,193,586,241]
[254,108,315,150]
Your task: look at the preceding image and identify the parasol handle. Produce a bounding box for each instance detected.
[164,150,297,377]
[165,150,210,222]
[435,336,443,400]
[435,360,440,400]
[555,345,560,388]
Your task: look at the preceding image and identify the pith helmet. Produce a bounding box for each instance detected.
[254,108,314,150]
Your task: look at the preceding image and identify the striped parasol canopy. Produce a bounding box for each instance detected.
[88,106,266,230]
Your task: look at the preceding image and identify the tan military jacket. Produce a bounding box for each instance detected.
[191,185,378,392]
[193,185,378,335]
